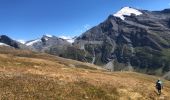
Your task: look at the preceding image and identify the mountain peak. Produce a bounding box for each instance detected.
[113,6,142,20]
[41,34,55,41]
[43,34,53,38]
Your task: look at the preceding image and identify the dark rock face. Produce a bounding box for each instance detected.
[73,8,170,76]
[0,35,28,49]
[0,35,19,48]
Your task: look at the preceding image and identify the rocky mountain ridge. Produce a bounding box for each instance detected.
[25,35,72,52]
[72,7,170,77]
[0,35,28,49]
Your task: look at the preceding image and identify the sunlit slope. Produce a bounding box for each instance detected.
[0,46,169,100]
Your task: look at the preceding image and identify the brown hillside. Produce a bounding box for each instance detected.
[0,46,169,100]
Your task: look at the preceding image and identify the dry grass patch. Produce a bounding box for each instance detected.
[0,47,170,100]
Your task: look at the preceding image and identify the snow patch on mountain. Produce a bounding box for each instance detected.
[45,34,53,38]
[17,40,26,44]
[0,42,9,46]
[44,37,49,41]
[25,39,41,46]
[59,36,75,43]
[114,7,142,20]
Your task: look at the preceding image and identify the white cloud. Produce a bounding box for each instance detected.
[17,40,25,44]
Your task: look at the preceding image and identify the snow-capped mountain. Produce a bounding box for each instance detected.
[73,7,170,79]
[25,35,54,46]
[1,7,170,80]
[114,7,142,20]
[25,35,71,52]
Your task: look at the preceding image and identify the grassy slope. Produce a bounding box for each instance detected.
[0,46,170,100]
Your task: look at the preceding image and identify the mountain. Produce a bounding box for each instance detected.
[71,7,170,77]
[0,46,169,99]
[25,35,71,52]
[0,35,28,49]
[1,7,170,80]
[0,34,79,60]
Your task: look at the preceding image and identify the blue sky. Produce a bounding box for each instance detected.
[0,0,170,41]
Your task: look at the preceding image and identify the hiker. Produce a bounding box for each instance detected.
[156,79,163,95]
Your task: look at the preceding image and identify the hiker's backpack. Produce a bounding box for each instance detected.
[156,81,162,89]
